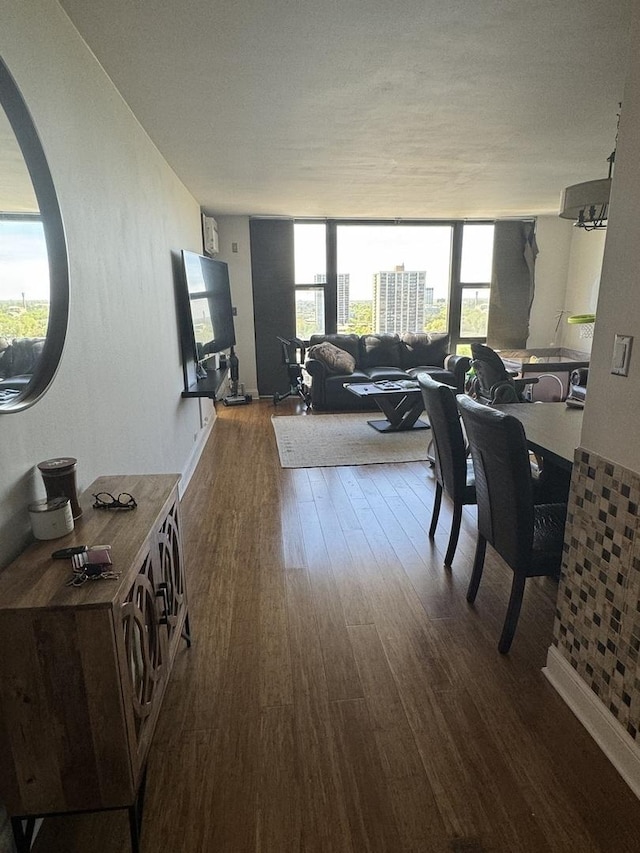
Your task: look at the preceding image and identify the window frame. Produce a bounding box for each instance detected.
[294,218,495,348]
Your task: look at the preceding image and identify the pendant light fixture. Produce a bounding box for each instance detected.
[559,107,620,231]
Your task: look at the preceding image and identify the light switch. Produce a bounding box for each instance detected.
[611,334,633,376]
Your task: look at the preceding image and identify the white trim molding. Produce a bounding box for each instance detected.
[179,414,215,498]
[544,645,640,800]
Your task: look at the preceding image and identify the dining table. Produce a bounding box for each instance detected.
[493,402,584,471]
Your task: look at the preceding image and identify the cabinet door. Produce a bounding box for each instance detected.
[156,498,188,659]
[120,547,168,779]
[0,608,133,814]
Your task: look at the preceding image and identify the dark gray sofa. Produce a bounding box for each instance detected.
[305,332,470,411]
[0,337,45,396]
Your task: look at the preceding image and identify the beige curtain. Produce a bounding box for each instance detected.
[486,220,537,348]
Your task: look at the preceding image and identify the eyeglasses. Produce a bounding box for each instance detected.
[92,492,137,510]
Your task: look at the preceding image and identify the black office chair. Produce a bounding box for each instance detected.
[273,336,311,407]
[418,374,476,567]
[457,395,567,653]
[468,343,538,404]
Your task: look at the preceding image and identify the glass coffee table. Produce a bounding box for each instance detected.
[344,380,430,432]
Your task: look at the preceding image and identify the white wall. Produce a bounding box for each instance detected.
[0,0,205,567]
[212,215,258,397]
[561,227,605,352]
[528,217,573,347]
[528,216,604,352]
[581,10,640,468]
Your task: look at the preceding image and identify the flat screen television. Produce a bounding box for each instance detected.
[180,250,236,367]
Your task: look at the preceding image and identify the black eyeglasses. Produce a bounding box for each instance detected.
[92,492,137,510]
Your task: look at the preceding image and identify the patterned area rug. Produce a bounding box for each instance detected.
[271,412,431,468]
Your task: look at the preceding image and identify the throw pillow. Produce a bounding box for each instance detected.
[307,341,356,374]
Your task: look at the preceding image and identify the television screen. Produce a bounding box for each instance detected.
[181,250,236,360]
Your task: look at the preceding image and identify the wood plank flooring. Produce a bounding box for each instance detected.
[33,401,640,852]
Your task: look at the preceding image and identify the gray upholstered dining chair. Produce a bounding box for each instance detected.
[457,394,567,653]
[468,343,538,404]
[418,373,475,567]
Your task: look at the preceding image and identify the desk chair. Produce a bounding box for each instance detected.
[418,374,475,567]
[273,336,312,407]
[457,395,567,653]
[469,343,538,404]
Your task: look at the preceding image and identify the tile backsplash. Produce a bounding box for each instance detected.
[555,448,640,739]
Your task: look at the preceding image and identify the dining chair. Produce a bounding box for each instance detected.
[469,343,538,404]
[418,374,476,567]
[456,394,567,653]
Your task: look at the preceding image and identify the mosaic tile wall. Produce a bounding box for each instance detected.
[554,448,640,740]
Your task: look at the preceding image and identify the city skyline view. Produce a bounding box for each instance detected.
[294,222,495,339]
[294,222,494,301]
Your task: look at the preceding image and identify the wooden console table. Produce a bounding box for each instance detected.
[0,474,190,853]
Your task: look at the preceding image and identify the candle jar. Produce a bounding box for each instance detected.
[37,457,82,519]
[28,497,74,540]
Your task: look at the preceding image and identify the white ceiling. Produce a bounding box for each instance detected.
[58,0,631,220]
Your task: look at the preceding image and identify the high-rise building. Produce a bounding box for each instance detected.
[373,264,426,333]
[314,273,350,328]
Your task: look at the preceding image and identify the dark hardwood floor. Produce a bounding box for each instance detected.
[34,400,640,852]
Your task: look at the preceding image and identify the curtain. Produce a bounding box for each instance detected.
[249,218,296,396]
[486,220,537,349]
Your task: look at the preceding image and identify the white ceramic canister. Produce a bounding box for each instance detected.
[28,496,74,540]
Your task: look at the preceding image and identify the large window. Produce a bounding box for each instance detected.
[293,220,494,349]
[458,223,494,341]
[294,222,326,338]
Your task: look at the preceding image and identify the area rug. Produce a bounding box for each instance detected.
[271,412,431,468]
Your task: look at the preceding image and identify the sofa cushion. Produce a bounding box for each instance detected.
[363,366,413,382]
[308,333,360,362]
[400,332,450,369]
[359,334,402,369]
[0,337,45,378]
[307,341,356,374]
[407,366,456,387]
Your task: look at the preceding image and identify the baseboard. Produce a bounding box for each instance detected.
[543,645,640,799]
[180,415,215,498]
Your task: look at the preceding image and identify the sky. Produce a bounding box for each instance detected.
[0,220,50,302]
[295,223,494,300]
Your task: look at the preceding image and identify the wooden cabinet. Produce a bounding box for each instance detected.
[0,474,189,846]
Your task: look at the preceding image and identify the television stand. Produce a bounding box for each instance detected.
[181,365,228,400]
